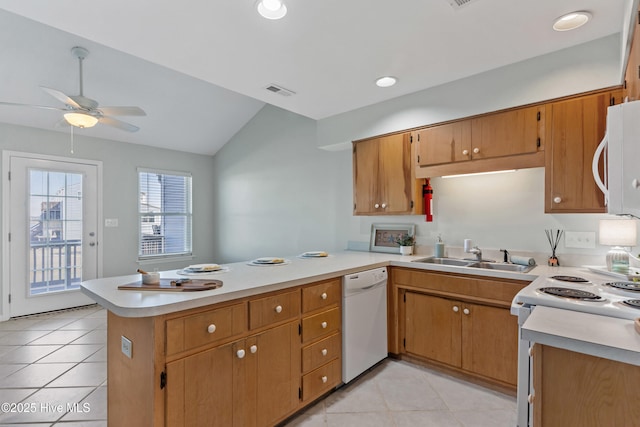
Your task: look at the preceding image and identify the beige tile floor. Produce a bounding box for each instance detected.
[0,305,516,427]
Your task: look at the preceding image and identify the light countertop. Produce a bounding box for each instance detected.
[81,251,537,318]
[522,306,640,366]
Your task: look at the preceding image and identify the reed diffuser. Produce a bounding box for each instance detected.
[545,229,563,266]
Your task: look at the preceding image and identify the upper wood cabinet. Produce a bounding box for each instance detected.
[353,132,422,215]
[413,105,545,178]
[544,89,621,213]
[624,7,640,101]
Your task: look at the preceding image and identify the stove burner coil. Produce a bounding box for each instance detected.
[538,287,604,301]
[550,275,589,283]
[622,299,640,309]
[604,281,640,292]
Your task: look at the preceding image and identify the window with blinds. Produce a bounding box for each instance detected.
[138,169,192,259]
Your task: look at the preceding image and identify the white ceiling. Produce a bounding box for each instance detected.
[0,0,630,155]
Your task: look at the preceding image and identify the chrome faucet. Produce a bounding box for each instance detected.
[467,246,482,261]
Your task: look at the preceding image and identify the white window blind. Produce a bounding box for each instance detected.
[138,169,192,259]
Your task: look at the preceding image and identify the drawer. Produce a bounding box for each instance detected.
[166,303,246,356]
[302,278,341,314]
[302,332,341,374]
[302,358,341,402]
[301,307,340,343]
[249,290,300,330]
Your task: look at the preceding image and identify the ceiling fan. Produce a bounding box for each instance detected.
[0,46,146,132]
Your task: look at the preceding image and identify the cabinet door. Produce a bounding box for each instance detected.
[353,138,379,214]
[404,292,461,367]
[460,303,519,386]
[624,8,640,102]
[254,322,299,427]
[545,91,618,212]
[166,341,237,427]
[471,106,542,160]
[378,133,413,214]
[415,121,472,167]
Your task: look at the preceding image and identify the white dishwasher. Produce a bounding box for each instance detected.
[342,267,388,383]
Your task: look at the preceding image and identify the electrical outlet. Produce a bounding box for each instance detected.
[121,336,132,358]
[565,231,596,249]
[105,218,118,227]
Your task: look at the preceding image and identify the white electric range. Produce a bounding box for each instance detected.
[511,269,640,427]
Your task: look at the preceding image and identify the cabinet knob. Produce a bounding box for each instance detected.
[453,306,459,313]
[321,292,328,300]
[462,149,469,156]
[321,321,328,329]
[275,305,283,313]
[381,203,387,208]
[321,348,328,356]
[250,345,258,354]
[632,179,640,189]
[527,393,535,404]
[553,196,562,204]
[207,324,217,334]
[463,308,470,315]
[374,203,380,209]
[473,147,480,154]
[236,349,246,359]
[321,375,328,384]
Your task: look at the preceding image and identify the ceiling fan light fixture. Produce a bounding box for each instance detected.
[257,0,287,20]
[64,112,98,128]
[375,76,397,88]
[553,11,591,31]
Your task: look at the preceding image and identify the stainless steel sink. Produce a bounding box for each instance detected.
[413,257,475,267]
[467,262,535,273]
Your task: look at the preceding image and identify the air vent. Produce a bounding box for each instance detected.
[265,84,296,97]
[446,0,477,9]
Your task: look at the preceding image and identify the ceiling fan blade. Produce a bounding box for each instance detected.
[98,116,140,132]
[0,101,67,111]
[99,106,146,116]
[40,86,81,109]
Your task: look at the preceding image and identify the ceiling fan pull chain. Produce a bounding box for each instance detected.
[70,125,74,154]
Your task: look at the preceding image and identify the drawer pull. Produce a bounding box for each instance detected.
[275,305,283,313]
[321,348,328,356]
[321,321,328,329]
[207,324,217,334]
[321,292,328,300]
[237,349,246,359]
[250,345,258,354]
[321,375,328,383]
[528,393,535,404]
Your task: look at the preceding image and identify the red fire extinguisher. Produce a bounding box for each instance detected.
[423,179,433,222]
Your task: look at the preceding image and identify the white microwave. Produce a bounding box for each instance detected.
[593,100,640,218]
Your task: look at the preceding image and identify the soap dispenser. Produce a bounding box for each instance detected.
[435,235,445,258]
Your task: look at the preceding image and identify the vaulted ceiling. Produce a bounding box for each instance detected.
[0,0,631,155]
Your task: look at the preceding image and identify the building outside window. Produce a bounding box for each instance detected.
[138,169,192,259]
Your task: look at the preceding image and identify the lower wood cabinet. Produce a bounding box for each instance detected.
[392,267,527,390]
[532,344,640,426]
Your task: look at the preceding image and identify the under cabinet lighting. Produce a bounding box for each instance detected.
[257,0,287,20]
[553,11,591,31]
[442,169,517,179]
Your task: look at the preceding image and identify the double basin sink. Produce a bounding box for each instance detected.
[412,257,535,273]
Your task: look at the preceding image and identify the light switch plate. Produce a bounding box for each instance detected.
[121,336,132,358]
[105,218,118,227]
[565,231,596,249]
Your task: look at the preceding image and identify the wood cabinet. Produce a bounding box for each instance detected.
[624,6,640,102]
[544,89,621,213]
[413,105,545,178]
[107,278,342,427]
[353,132,422,215]
[532,344,640,426]
[391,267,528,391]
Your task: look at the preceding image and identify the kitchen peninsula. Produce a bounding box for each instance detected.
[81,251,640,427]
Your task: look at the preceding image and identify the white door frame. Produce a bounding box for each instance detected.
[2,150,103,320]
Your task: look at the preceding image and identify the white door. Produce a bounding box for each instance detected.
[7,154,100,317]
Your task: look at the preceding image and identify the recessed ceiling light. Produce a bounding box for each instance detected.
[375,76,397,88]
[553,11,591,31]
[257,0,287,20]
